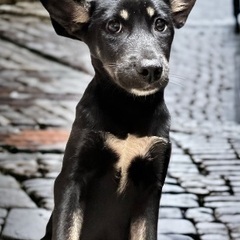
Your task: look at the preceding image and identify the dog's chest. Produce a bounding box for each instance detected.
[106,134,162,164]
[105,133,167,193]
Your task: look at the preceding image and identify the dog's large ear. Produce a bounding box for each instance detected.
[170,0,196,28]
[40,0,91,39]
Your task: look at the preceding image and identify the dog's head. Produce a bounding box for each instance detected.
[41,0,196,96]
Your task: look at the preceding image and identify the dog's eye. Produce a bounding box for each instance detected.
[106,20,122,34]
[155,18,167,32]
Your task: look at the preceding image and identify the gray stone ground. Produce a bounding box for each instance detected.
[0,0,240,239]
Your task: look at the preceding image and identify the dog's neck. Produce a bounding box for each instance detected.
[76,65,170,138]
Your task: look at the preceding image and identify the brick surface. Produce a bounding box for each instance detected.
[1,129,70,151]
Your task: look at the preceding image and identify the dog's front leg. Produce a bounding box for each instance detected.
[48,129,102,240]
[130,140,171,240]
[130,188,161,240]
[51,172,85,240]
[41,163,86,240]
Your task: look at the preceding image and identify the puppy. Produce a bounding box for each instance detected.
[40,0,196,239]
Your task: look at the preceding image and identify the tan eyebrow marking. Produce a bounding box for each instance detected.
[146,7,155,17]
[120,9,129,20]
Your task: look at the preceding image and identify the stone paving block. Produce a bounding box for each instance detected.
[206,185,230,193]
[35,100,75,123]
[167,235,194,240]
[2,208,51,240]
[185,208,214,223]
[159,234,193,240]
[227,223,240,235]
[160,194,199,208]
[232,234,240,240]
[232,186,240,194]
[44,172,59,178]
[0,208,7,231]
[158,235,172,240]
[170,155,193,163]
[0,157,40,178]
[0,188,36,208]
[0,174,19,188]
[200,234,230,240]
[168,163,199,174]
[0,115,10,126]
[196,222,229,235]
[38,153,62,177]
[162,184,185,193]
[217,215,240,224]
[205,165,240,173]
[180,179,205,188]
[158,219,196,235]
[0,209,7,218]
[205,202,240,208]
[201,159,240,167]
[39,198,54,210]
[200,176,226,186]
[215,206,240,218]
[0,2,47,18]
[159,208,182,219]
[186,188,210,195]
[23,178,54,200]
[205,195,240,202]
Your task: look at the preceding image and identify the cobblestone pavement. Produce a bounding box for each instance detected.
[0,1,240,240]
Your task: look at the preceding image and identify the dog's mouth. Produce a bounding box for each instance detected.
[130,88,160,96]
[103,60,169,96]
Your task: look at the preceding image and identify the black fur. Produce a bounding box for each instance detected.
[40,0,196,239]
[233,0,240,33]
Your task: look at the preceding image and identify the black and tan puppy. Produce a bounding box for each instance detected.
[40,0,196,239]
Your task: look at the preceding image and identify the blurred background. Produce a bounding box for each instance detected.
[0,0,240,239]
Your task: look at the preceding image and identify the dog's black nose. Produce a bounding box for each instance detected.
[137,60,163,83]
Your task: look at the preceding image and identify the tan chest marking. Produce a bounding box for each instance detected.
[106,134,167,193]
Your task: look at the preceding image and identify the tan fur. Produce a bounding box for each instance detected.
[72,5,90,23]
[106,134,167,193]
[146,7,155,17]
[68,209,83,240]
[130,88,159,96]
[96,46,101,57]
[170,0,196,14]
[103,64,115,79]
[130,218,147,240]
[120,9,129,20]
[170,0,196,28]
[171,0,188,12]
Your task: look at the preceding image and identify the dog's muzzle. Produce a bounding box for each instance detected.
[136,59,163,84]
